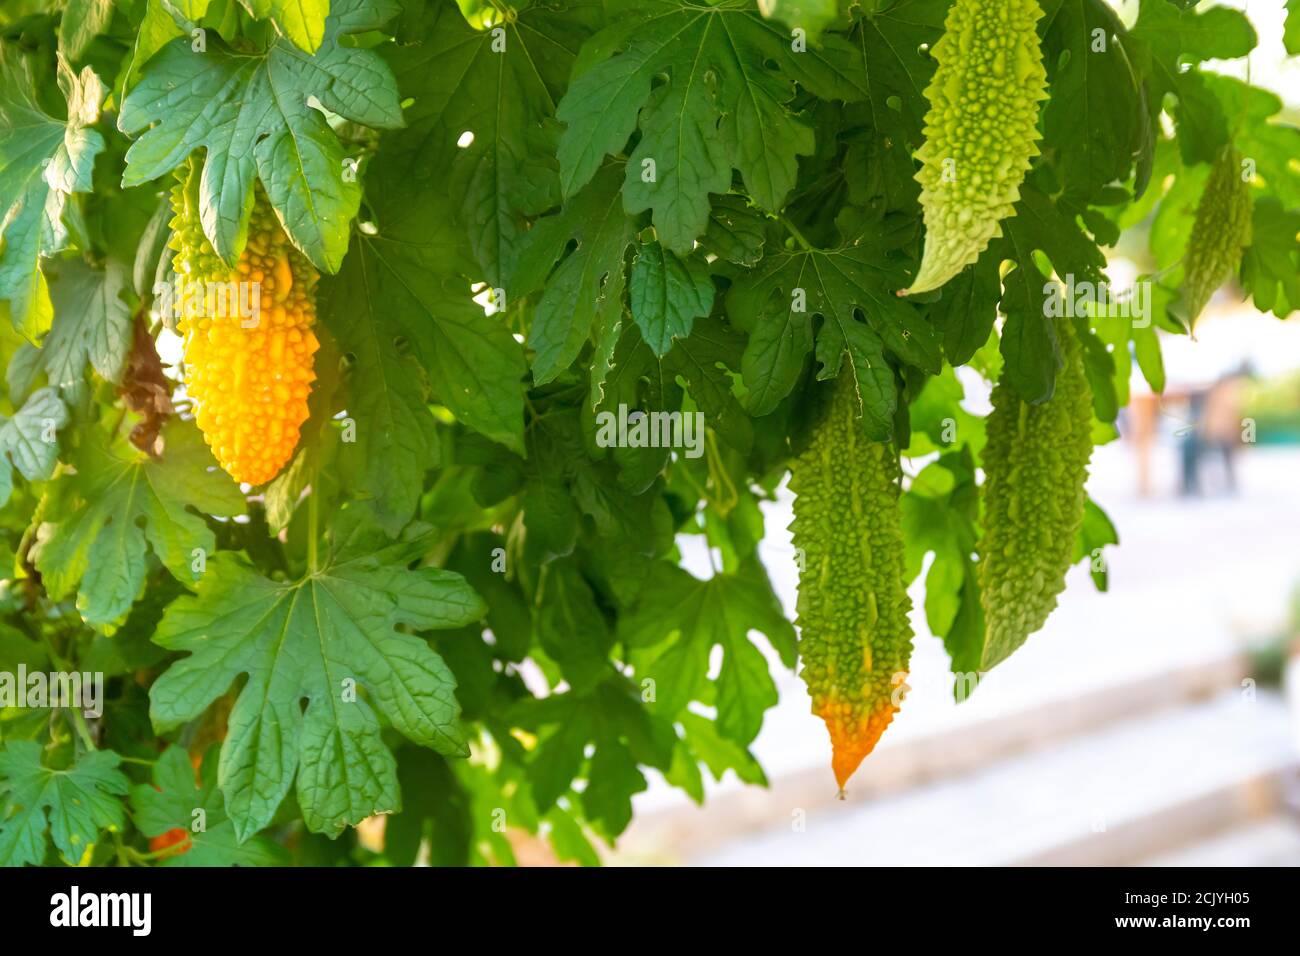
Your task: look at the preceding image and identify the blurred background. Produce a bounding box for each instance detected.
[609,0,1300,866]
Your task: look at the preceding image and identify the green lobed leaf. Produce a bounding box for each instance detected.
[0,741,129,867]
[118,0,403,272]
[321,149,527,530]
[0,385,67,508]
[148,512,486,839]
[58,0,116,63]
[901,449,984,687]
[926,258,999,367]
[130,746,288,866]
[533,558,613,693]
[382,0,595,286]
[42,257,133,388]
[1073,497,1118,592]
[629,240,714,357]
[661,312,754,454]
[512,163,636,385]
[1241,199,1300,318]
[843,0,946,208]
[1040,0,1153,202]
[556,0,867,252]
[987,184,1108,403]
[243,0,333,53]
[1130,0,1257,166]
[620,560,795,745]
[0,51,106,340]
[514,680,673,838]
[384,746,473,866]
[126,0,213,88]
[725,215,939,430]
[32,419,246,626]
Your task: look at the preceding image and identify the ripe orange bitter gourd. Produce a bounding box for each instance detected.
[148,827,193,858]
[168,164,318,485]
[790,370,914,791]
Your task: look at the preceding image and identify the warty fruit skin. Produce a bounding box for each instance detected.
[790,370,913,791]
[906,0,1048,295]
[168,171,319,485]
[1182,145,1254,329]
[977,319,1093,670]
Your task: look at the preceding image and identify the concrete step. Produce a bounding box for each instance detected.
[1139,814,1300,867]
[682,690,1297,866]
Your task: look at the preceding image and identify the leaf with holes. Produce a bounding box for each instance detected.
[512,163,637,385]
[725,216,939,431]
[148,513,485,838]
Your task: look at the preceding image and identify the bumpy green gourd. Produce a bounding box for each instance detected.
[905,0,1048,295]
[790,371,913,791]
[978,320,1093,670]
[1182,145,1254,329]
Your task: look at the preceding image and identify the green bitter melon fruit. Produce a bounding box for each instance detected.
[1182,145,1254,328]
[790,369,914,791]
[978,319,1093,670]
[905,0,1048,295]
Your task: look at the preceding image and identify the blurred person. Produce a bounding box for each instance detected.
[1158,324,1256,498]
[1199,361,1255,495]
[1127,392,1159,497]
[1178,387,1208,497]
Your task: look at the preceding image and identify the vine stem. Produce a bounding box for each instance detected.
[778,214,813,251]
[124,844,181,863]
[40,633,96,751]
[307,478,320,574]
[70,707,96,751]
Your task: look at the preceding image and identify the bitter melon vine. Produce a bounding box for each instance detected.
[790,371,913,791]
[905,0,1048,295]
[168,163,319,485]
[1182,145,1255,328]
[978,320,1094,670]
[4,0,1300,869]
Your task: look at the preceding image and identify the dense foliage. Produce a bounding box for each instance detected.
[0,0,1298,866]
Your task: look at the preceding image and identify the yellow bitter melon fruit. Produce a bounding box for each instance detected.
[1182,145,1254,329]
[977,319,1093,670]
[905,0,1048,295]
[790,370,913,791]
[168,168,319,485]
